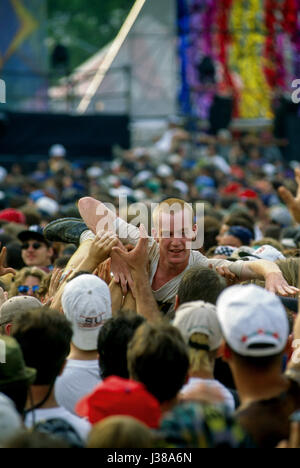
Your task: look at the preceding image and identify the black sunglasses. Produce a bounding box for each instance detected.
[21,242,43,250]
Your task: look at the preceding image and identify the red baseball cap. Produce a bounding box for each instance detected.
[76,376,161,429]
[221,182,242,195]
[238,189,258,199]
[0,209,26,225]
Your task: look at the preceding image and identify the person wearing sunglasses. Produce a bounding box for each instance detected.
[9,267,48,299]
[18,284,40,296]
[18,226,54,273]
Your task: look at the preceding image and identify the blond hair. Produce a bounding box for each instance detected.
[188,333,216,375]
[152,198,194,231]
[87,416,153,449]
[9,267,47,298]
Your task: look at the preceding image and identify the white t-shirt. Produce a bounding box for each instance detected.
[181,377,235,412]
[25,406,91,441]
[210,155,231,175]
[155,129,182,153]
[115,218,244,316]
[55,359,101,415]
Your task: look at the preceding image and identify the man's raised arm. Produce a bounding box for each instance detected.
[278,167,300,224]
[78,196,154,294]
[239,260,299,296]
[208,257,299,297]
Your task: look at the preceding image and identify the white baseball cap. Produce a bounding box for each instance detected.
[62,274,112,351]
[216,285,289,357]
[230,245,285,263]
[253,245,285,262]
[49,144,66,158]
[86,166,103,179]
[173,301,223,351]
[157,164,172,178]
[0,393,22,445]
[36,196,59,216]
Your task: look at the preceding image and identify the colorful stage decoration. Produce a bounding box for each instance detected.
[0,0,47,110]
[177,0,300,120]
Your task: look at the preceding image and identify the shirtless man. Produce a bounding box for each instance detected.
[44,196,299,318]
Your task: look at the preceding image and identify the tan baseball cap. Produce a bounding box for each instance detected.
[173,301,223,351]
[0,296,42,326]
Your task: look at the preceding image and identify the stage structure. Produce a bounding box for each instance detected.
[1,0,299,147]
[0,0,48,111]
[177,0,300,125]
[51,0,178,119]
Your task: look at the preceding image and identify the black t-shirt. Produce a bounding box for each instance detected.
[236,379,300,448]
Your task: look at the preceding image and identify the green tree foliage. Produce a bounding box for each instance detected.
[48,0,134,71]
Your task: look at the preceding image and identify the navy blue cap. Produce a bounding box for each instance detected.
[279,297,298,314]
[227,226,254,246]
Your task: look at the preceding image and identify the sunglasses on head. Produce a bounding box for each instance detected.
[21,242,42,250]
[18,285,40,294]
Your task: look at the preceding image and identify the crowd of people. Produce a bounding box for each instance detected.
[1,122,300,448]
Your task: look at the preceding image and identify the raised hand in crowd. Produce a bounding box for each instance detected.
[112,225,161,322]
[48,268,64,300]
[94,258,112,285]
[70,230,119,276]
[112,225,149,276]
[78,196,135,296]
[88,231,119,266]
[278,168,300,224]
[43,268,74,307]
[0,244,16,277]
[50,232,118,311]
[110,247,134,296]
[0,287,8,308]
[48,269,73,310]
[109,280,124,316]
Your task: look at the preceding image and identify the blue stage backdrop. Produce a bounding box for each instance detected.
[0,0,48,111]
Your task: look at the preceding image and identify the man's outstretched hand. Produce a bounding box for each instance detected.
[278,168,300,224]
[265,272,300,297]
[111,225,149,276]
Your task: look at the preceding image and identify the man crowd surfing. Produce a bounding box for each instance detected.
[1,125,300,448]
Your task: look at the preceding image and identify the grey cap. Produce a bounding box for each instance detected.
[270,206,293,227]
[0,296,42,326]
[173,301,223,351]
